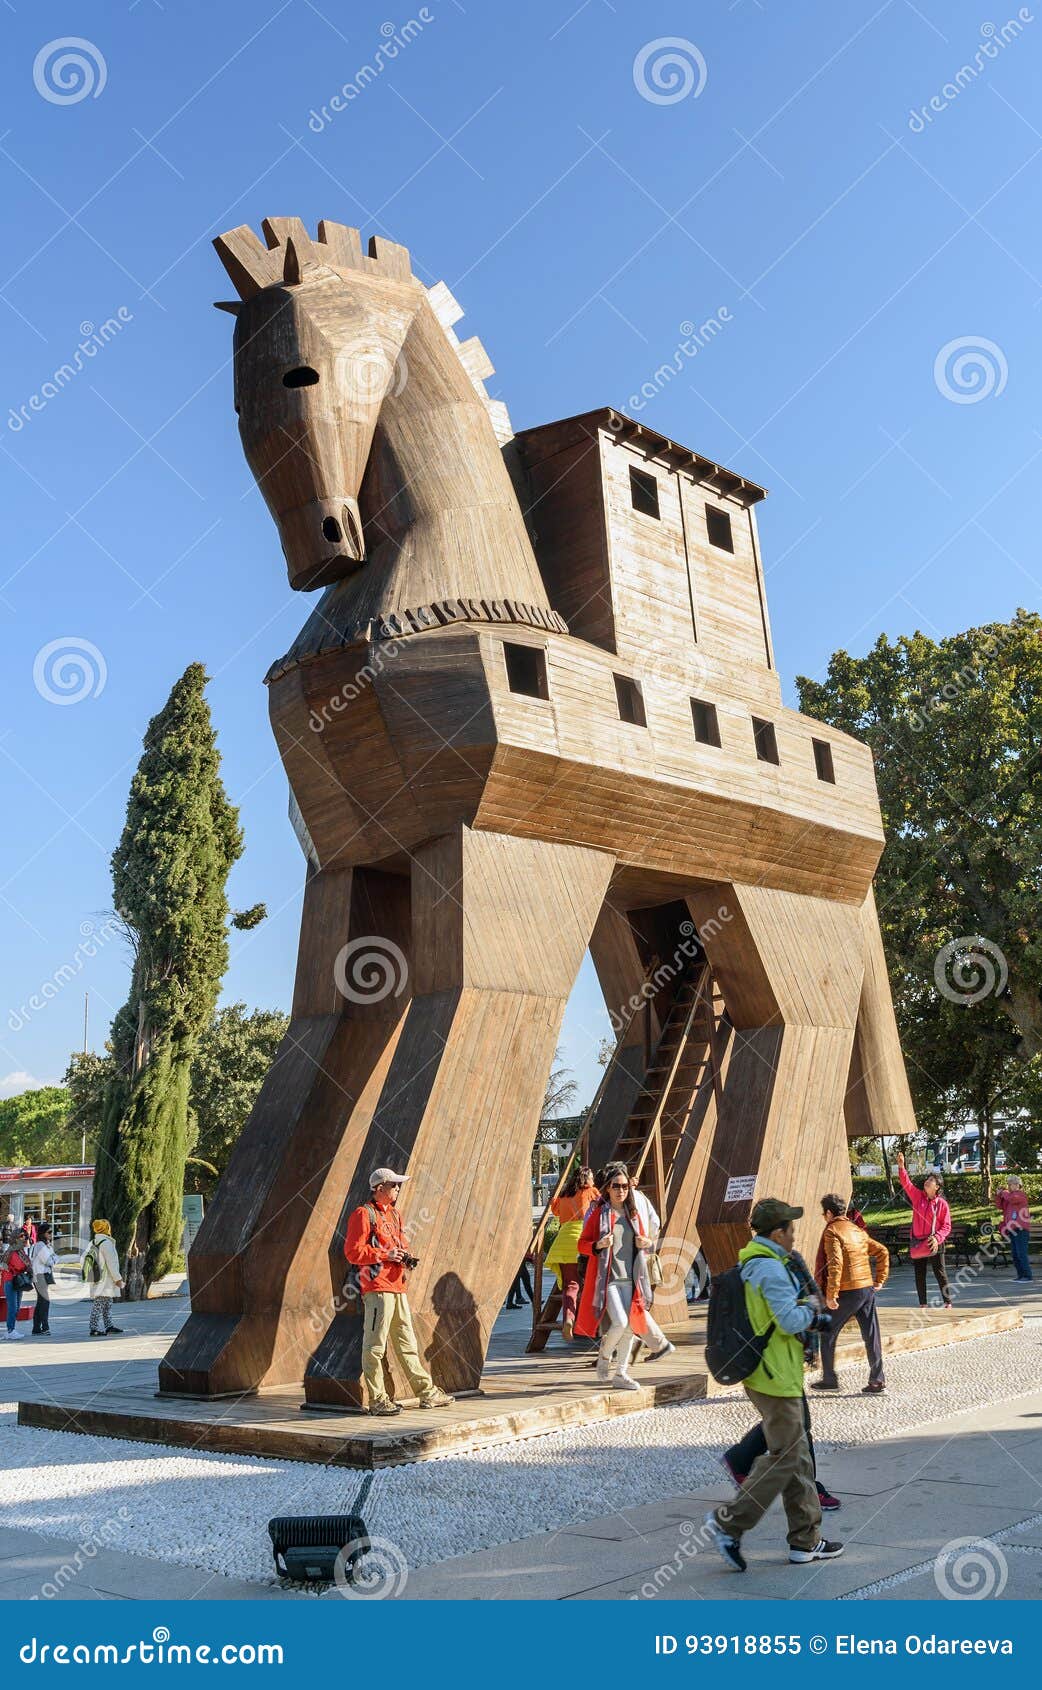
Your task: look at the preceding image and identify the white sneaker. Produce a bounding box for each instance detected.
[8,1328,27,1340]
[595,1357,614,1383]
[610,1373,641,1391]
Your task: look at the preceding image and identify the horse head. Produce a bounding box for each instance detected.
[215,217,425,591]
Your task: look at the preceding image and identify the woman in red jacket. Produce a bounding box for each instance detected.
[1,1229,32,1339]
[897,1151,953,1309]
[576,1162,673,1388]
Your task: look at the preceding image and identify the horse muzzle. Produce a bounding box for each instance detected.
[279,497,366,591]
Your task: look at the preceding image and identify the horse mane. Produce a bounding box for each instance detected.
[213,217,512,444]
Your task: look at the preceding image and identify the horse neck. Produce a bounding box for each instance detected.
[361,301,550,610]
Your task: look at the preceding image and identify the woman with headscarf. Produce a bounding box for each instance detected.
[546,1165,599,1339]
[83,1220,125,1336]
[575,1161,674,1388]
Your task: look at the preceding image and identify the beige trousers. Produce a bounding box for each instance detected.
[362,1291,433,1405]
[715,1386,822,1551]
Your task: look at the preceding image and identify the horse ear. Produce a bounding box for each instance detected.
[283,238,302,287]
[213,301,241,315]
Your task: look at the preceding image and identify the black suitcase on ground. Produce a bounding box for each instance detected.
[268,1514,369,1584]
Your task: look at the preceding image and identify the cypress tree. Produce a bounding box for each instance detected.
[93,664,263,1295]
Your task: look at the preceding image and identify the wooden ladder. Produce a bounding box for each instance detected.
[611,960,723,1223]
[525,955,665,1354]
[525,957,723,1351]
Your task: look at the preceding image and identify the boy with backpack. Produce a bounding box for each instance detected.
[703,1197,842,1572]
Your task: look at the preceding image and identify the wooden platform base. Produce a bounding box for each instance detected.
[17,1305,1021,1470]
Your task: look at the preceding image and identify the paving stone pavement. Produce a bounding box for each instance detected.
[1,1271,1040,1601]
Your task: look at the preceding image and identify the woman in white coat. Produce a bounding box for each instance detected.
[84,1219,124,1336]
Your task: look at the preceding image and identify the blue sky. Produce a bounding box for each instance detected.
[1,0,1039,1110]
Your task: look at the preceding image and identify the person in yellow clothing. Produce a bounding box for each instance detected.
[546,1166,599,1339]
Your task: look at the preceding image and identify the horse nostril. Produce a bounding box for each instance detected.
[322,516,342,544]
[344,504,365,558]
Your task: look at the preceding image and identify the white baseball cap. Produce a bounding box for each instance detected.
[369,1167,410,1188]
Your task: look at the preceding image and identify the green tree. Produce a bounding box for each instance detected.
[189,1003,288,1189]
[92,664,265,1295]
[0,1086,82,1167]
[798,609,1042,1195]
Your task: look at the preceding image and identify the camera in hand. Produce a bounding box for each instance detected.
[402,1253,420,1270]
[809,1309,833,1333]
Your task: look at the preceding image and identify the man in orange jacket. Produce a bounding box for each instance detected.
[344,1167,454,1417]
[811,1194,890,1396]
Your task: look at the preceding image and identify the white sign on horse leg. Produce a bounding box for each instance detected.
[724,1175,757,1203]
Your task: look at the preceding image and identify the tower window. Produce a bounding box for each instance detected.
[629,466,660,519]
[691,698,721,747]
[812,737,836,783]
[614,673,647,727]
[752,716,780,765]
[705,504,734,552]
[503,641,549,699]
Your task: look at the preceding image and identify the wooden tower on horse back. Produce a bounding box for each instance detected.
[159,217,916,1406]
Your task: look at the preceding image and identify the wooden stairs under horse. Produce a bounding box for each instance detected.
[527,957,724,1352]
[159,217,917,1409]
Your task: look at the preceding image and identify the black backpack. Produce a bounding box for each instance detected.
[705,1262,776,1384]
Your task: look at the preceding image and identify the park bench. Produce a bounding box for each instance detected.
[867,1225,905,1265]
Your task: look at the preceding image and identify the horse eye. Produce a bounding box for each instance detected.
[282,366,319,388]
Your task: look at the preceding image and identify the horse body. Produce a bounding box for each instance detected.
[159,220,916,1406]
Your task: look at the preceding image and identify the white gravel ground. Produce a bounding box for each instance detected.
[1,1329,1040,1588]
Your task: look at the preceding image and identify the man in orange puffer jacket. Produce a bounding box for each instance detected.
[811,1195,890,1396]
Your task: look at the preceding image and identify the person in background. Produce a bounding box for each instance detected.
[29,1222,56,1336]
[547,1165,599,1339]
[83,1219,125,1336]
[1,1229,32,1340]
[995,1175,1033,1283]
[576,1162,673,1389]
[23,1214,38,1247]
[704,1198,842,1572]
[343,1168,454,1416]
[897,1151,953,1309]
[812,1194,890,1394]
[722,1244,841,1511]
[506,1253,534,1310]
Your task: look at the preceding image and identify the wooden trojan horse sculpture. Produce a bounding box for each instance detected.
[159,217,916,1406]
